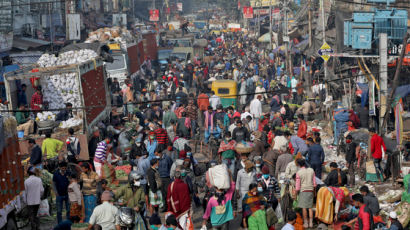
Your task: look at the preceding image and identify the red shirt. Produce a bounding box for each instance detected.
[370,133,386,159]
[197,93,210,111]
[297,120,307,140]
[30,92,43,111]
[354,205,371,230]
[154,128,168,146]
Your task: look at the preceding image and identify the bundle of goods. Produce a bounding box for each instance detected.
[37,50,98,68]
[206,164,230,190]
[86,27,135,50]
[36,111,56,121]
[235,141,254,154]
[59,117,82,129]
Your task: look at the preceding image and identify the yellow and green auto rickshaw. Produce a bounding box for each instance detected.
[211,80,238,108]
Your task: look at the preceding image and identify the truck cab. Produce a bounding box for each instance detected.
[170,47,193,64]
[105,43,130,86]
[158,49,173,71]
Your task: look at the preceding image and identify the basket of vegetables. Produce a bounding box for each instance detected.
[71,223,89,230]
[235,142,254,154]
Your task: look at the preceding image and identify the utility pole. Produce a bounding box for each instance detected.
[269,0,272,50]
[308,0,312,48]
[379,33,387,134]
[284,0,289,73]
[381,33,409,133]
[321,0,328,97]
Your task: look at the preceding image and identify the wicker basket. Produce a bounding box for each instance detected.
[36,120,57,128]
[235,142,254,154]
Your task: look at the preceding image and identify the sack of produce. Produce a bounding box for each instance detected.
[207,164,230,189]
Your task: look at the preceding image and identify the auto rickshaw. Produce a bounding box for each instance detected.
[211,80,238,108]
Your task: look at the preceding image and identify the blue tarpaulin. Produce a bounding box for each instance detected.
[394,84,410,99]
[357,82,369,108]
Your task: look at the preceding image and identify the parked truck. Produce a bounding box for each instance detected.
[4,58,111,160]
[0,115,26,230]
[106,41,140,85]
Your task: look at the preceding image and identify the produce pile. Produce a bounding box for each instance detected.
[36,111,56,121]
[37,50,98,68]
[86,27,135,50]
[115,165,132,178]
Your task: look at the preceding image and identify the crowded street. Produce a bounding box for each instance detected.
[0,0,410,230]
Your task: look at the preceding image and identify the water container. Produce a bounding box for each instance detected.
[17,130,24,138]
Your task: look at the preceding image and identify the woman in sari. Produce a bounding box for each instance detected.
[242,183,268,230]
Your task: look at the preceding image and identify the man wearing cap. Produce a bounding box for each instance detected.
[88,191,118,230]
[388,211,403,230]
[236,160,256,213]
[25,167,44,230]
[259,165,281,202]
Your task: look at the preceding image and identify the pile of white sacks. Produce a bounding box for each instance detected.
[34,49,98,127]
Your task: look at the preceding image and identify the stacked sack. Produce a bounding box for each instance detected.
[37,49,98,111]
[85,26,135,50]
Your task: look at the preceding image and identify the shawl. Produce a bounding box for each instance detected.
[242,192,266,218]
[218,140,236,153]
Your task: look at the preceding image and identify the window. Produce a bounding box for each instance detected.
[106,54,126,71]
[218,88,229,94]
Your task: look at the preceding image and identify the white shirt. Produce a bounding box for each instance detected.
[24,175,44,205]
[209,95,221,110]
[273,136,288,151]
[89,202,118,230]
[281,223,295,230]
[241,112,252,121]
[291,77,298,93]
[250,98,262,118]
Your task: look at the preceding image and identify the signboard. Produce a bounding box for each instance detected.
[149,9,159,21]
[243,7,254,19]
[369,80,376,116]
[273,8,280,19]
[113,13,127,26]
[66,14,81,40]
[318,42,333,62]
[250,0,278,7]
[177,3,183,11]
[0,0,12,32]
[0,32,13,52]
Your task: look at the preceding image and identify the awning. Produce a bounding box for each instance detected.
[12,37,50,51]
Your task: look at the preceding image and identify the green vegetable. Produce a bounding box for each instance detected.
[115,170,127,178]
[72,223,89,227]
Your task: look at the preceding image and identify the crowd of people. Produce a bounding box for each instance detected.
[19,26,406,230]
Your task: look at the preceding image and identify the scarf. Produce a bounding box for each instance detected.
[204,111,214,131]
[243,192,265,218]
[218,140,236,153]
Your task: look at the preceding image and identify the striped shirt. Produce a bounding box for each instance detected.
[154,128,168,145]
[94,141,107,161]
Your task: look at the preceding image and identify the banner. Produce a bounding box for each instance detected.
[177,3,183,11]
[243,6,254,19]
[66,14,81,40]
[369,80,376,116]
[238,1,241,9]
[149,9,159,21]
[250,0,278,7]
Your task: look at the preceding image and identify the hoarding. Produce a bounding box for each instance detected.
[250,0,278,7]
[149,9,159,21]
[243,7,254,19]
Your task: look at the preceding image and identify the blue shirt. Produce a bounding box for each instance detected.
[158,154,173,178]
[53,170,70,196]
[307,144,325,165]
[290,135,309,154]
[137,156,150,184]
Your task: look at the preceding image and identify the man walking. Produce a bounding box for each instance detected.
[306,137,325,179]
[345,134,360,186]
[250,95,262,131]
[53,161,70,224]
[25,166,44,230]
[369,128,386,183]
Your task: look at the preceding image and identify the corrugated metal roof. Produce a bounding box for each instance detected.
[12,37,50,50]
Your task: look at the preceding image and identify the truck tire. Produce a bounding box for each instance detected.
[6,217,17,230]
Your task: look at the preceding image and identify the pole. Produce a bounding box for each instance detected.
[308,0,312,48]
[381,33,409,133]
[321,0,328,97]
[379,33,387,134]
[284,0,289,73]
[269,0,272,50]
[49,2,53,52]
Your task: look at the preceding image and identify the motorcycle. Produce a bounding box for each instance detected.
[115,200,147,230]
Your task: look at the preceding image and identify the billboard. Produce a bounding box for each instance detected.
[149,9,159,21]
[250,0,278,7]
[243,7,254,19]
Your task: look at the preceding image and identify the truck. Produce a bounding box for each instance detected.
[106,41,140,85]
[4,58,111,160]
[0,115,26,230]
[169,38,207,64]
